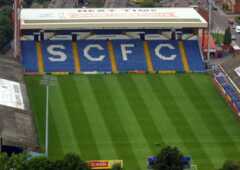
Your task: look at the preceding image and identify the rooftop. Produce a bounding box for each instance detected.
[20,8,208,30]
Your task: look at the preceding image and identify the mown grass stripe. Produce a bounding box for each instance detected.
[166,75,225,168]
[74,76,118,160]
[49,79,80,155]
[58,76,100,160]
[117,75,165,152]
[25,76,64,159]
[147,75,214,170]
[48,106,65,160]
[178,75,240,160]
[132,75,187,151]
[191,75,240,139]
[88,75,141,170]
[24,76,45,146]
[104,75,152,170]
[25,74,240,170]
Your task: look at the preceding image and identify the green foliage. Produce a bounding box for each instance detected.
[0,0,11,6]
[219,160,240,170]
[212,33,224,46]
[0,5,12,53]
[222,3,229,11]
[22,0,50,7]
[0,153,28,170]
[60,153,89,170]
[152,146,184,170]
[0,152,89,170]
[223,27,232,45]
[139,0,155,7]
[26,156,54,170]
[0,152,9,170]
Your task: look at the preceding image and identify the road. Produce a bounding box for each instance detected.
[104,0,128,8]
[211,1,240,46]
[211,10,228,34]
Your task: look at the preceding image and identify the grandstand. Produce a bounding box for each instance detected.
[15,6,240,170]
[213,56,240,116]
[20,8,207,74]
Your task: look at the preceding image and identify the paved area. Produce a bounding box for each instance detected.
[222,56,240,88]
[210,1,240,46]
[212,11,228,34]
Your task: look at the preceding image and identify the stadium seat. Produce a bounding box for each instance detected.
[21,41,38,72]
[111,40,147,72]
[214,68,240,113]
[236,101,240,110]
[184,41,205,72]
[77,40,112,73]
[21,40,207,73]
[41,40,75,73]
[148,40,184,71]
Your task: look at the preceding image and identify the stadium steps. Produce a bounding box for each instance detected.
[72,42,81,73]
[35,42,45,74]
[143,41,154,73]
[179,41,190,73]
[107,40,118,73]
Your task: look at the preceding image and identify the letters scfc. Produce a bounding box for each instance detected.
[46,43,177,62]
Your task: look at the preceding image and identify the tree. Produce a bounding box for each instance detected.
[0,152,9,170]
[223,27,232,45]
[152,146,184,170]
[26,156,54,170]
[0,6,13,53]
[59,153,90,170]
[0,152,89,170]
[140,0,155,7]
[219,160,240,170]
[4,153,28,170]
[0,0,11,7]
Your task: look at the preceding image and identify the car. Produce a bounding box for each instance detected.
[235,26,240,33]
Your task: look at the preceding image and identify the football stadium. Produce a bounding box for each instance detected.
[1,4,240,170]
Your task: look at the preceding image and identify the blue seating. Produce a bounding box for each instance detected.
[77,40,112,72]
[216,76,226,85]
[112,40,147,72]
[184,40,205,72]
[41,40,75,73]
[214,68,240,113]
[21,39,206,73]
[236,101,240,110]
[21,41,38,72]
[148,40,184,71]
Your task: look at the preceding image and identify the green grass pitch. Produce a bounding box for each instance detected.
[25,74,240,170]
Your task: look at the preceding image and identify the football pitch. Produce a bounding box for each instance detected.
[25,74,240,170]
